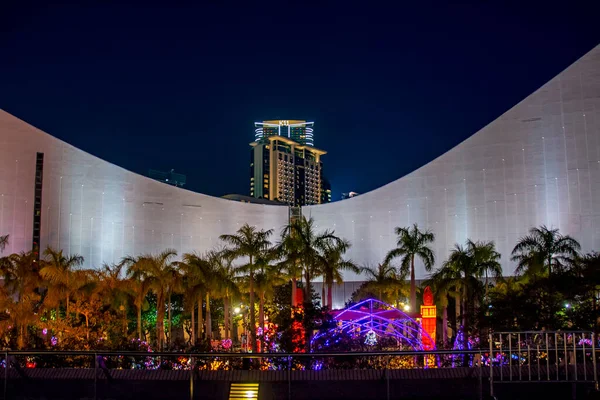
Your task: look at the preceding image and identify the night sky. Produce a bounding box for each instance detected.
[1,3,600,200]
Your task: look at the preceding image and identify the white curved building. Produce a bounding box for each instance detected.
[306,43,600,281]
[1,44,600,290]
[0,110,289,265]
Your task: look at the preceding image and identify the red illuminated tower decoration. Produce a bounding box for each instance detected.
[420,286,436,350]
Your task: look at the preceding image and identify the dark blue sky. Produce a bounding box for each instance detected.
[1,3,600,200]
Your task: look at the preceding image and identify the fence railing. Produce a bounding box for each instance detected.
[0,331,598,400]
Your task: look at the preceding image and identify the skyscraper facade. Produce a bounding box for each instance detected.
[254,120,315,146]
[250,135,326,206]
[321,178,332,204]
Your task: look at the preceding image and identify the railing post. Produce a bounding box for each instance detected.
[94,352,97,400]
[518,333,522,381]
[573,334,578,381]
[527,345,531,381]
[555,333,559,381]
[478,349,482,400]
[592,333,598,390]
[537,344,540,381]
[4,351,7,400]
[386,355,390,400]
[508,334,512,381]
[546,333,550,381]
[583,334,587,381]
[288,355,292,400]
[189,354,194,400]
[564,332,568,381]
[499,333,503,382]
[489,333,494,397]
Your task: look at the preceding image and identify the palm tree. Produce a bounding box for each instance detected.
[276,237,303,307]
[179,254,205,345]
[318,239,360,308]
[207,250,239,341]
[0,250,41,348]
[511,225,580,277]
[434,240,499,336]
[203,250,232,340]
[254,255,286,351]
[123,255,152,340]
[220,224,273,353]
[281,216,345,306]
[126,249,178,350]
[71,269,100,340]
[469,240,502,300]
[385,224,435,312]
[179,253,209,344]
[98,263,131,336]
[39,247,85,318]
[359,262,408,305]
[0,234,8,253]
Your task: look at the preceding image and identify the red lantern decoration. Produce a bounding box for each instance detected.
[420,286,436,350]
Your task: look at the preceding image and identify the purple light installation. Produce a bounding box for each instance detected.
[312,298,434,351]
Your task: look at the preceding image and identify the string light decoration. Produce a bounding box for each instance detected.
[311,298,434,351]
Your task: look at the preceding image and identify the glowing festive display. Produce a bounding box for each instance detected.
[364,330,377,346]
[420,286,436,350]
[311,298,434,350]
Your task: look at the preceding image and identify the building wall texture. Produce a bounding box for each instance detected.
[0,110,289,265]
[306,44,600,281]
[1,44,600,287]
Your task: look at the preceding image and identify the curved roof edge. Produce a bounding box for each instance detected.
[0,108,286,211]
[314,42,600,208]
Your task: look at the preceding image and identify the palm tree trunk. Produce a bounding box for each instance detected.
[484,270,489,302]
[167,292,172,346]
[259,293,265,352]
[321,284,326,307]
[461,285,467,334]
[224,295,230,340]
[249,256,257,352]
[18,324,24,349]
[291,277,297,307]
[86,314,90,341]
[454,294,460,337]
[122,308,127,336]
[304,270,312,353]
[205,292,212,340]
[410,255,416,312]
[191,303,195,346]
[157,293,166,350]
[442,305,448,345]
[229,298,234,342]
[304,270,311,306]
[197,296,203,342]
[137,304,142,340]
[66,293,70,317]
[327,284,333,310]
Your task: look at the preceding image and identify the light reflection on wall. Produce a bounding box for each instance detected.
[305,44,600,280]
[0,111,289,268]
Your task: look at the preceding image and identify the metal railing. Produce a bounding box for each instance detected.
[487,331,598,397]
[0,331,598,400]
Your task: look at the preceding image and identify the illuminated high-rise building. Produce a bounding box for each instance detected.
[254,120,314,146]
[321,177,332,204]
[250,134,326,206]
